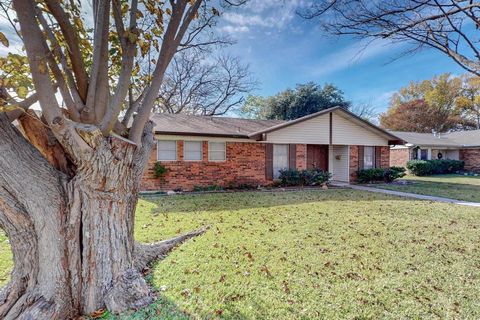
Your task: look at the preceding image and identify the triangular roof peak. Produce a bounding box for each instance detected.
[248,106,404,145]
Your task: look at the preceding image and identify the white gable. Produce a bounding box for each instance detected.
[265,110,389,146]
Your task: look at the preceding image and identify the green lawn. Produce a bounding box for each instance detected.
[0,230,12,286]
[374,174,480,202]
[1,189,480,319]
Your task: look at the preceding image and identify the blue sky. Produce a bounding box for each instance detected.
[218,0,466,114]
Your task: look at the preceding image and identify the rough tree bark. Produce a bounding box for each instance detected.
[0,115,206,318]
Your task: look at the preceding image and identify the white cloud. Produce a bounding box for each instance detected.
[309,39,403,77]
[220,0,308,34]
[220,25,250,34]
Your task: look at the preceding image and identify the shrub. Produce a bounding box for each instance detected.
[153,162,168,180]
[407,159,464,176]
[383,166,407,183]
[278,168,332,186]
[357,168,384,183]
[357,167,406,183]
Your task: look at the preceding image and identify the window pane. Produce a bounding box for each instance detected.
[364,146,374,169]
[273,144,289,178]
[420,149,428,160]
[184,141,202,160]
[157,140,177,161]
[209,142,226,161]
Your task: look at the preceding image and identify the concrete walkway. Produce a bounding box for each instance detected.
[332,183,480,207]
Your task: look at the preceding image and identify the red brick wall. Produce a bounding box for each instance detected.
[141,141,269,191]
[296,144,307,170]
[460,148,480,172]
[390,148,410,167]
[349,146,359,182]
[379,146,390,168]
[141,141,393,190]
[349,145,390,183]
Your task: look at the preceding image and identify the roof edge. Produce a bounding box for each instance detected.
[154,130,251,139]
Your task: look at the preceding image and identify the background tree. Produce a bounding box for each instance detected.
[349,102,378,123]
[302,0,480,76]
[155,51,256,115]
[241,82,350,120]
[379,99,460,132]
[0,0,243,318]
[456,74,480,129]
[380,74,474,132]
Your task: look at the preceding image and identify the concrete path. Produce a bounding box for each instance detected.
[332,183,480,207]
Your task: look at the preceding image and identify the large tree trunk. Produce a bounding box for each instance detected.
[0,115,204,319]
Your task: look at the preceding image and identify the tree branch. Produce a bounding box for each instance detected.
[44,0,89,102]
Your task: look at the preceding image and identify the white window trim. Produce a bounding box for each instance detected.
[208,141,226,162]
[183,140,203,161]
[363,146,375,169]
[156,140,177,161]
[273,144,290,179]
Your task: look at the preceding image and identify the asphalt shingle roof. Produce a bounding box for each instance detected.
[391,130,480,147]
[151,113,285,138]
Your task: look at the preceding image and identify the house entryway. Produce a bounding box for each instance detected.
[329,145,350,183]
[306,144,329,171]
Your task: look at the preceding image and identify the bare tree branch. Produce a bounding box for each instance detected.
[303,0,480,76]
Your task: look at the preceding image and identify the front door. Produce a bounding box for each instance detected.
[307,145,329,170]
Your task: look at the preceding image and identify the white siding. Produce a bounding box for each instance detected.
[265,110,389,146]
[331,113,389,146]
[330,145,349,182]
[266,115,330,144]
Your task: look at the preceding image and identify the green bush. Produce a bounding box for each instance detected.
[278,168,332,186]
[357,167,406,183]
[383,166,407,183]
[407,159,464,176]
[153,162,168,180]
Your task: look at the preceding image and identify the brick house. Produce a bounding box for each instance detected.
[140,106,404,191]
[389,130,480,172]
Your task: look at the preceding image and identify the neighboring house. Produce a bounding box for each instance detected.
[140,106,404,191]
[389,130,480,172]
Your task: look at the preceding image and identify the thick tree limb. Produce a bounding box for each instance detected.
[129,0,201,144]
[44,0,89,101]
[12,0,63,126]
[100,0,139,134]
[84,0,110,123]
[37,9,84,117]
[133,226,208,271]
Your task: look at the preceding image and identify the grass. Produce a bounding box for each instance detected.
[0,230,12,286]
[374,174,480,202]
[1,189,480,319]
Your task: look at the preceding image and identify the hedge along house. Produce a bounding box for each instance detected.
[389,130,480,172]
[140,106,404,191]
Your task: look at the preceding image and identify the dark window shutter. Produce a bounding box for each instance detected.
[265,144,273,180]
[375,146,382,168]
[289,144,296,169]
[358,146,364,170]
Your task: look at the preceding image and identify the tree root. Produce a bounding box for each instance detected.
[134,226,209,272]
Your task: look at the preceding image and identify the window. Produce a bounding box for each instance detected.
[363,146,375,169]
[273,144,289,178]
[208,141,226,161]
[184,141,203,161]
[420,149,428,160]
[157,140,177,161]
